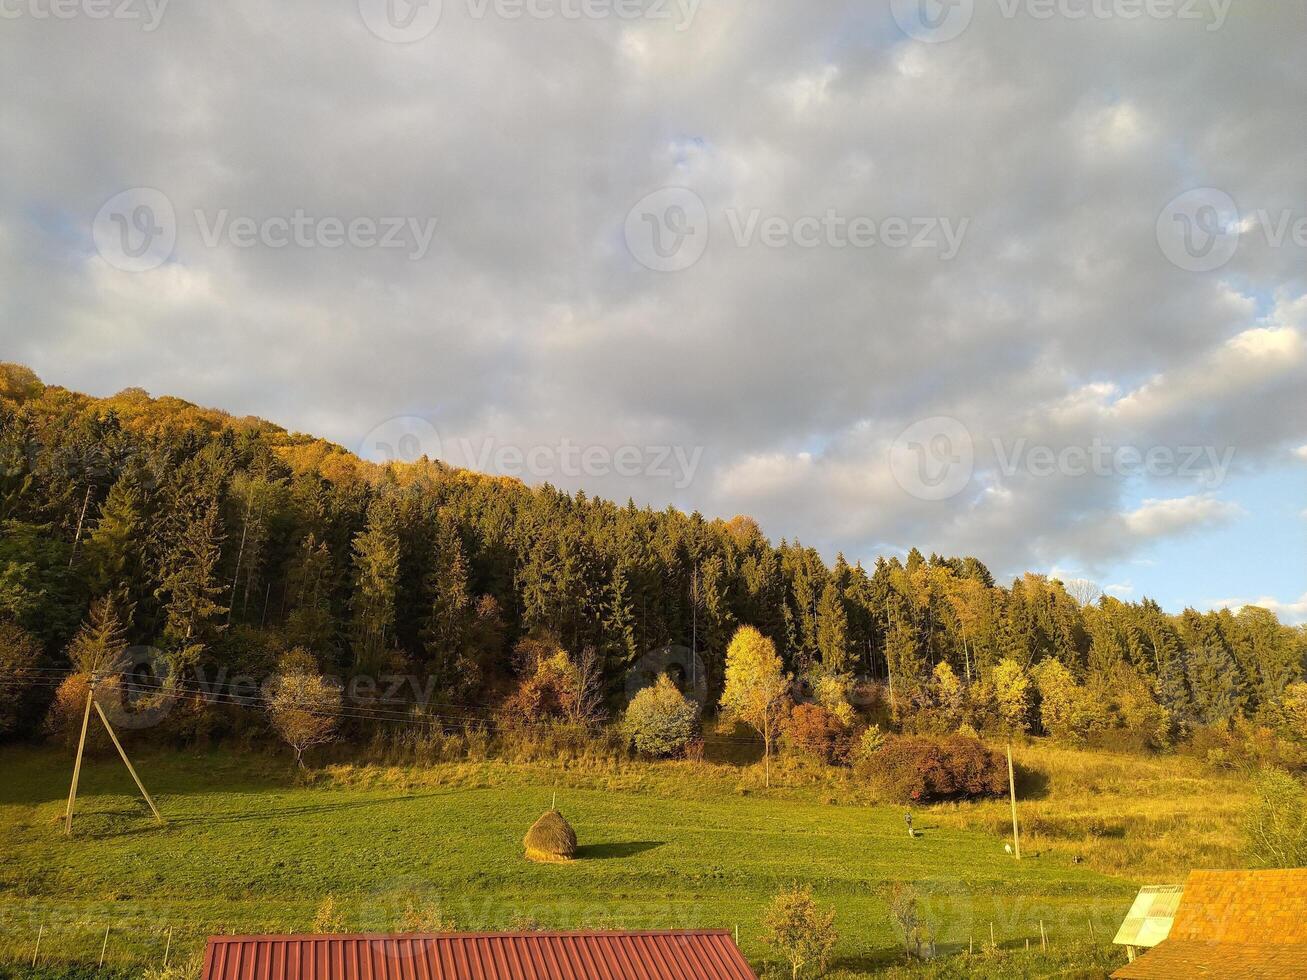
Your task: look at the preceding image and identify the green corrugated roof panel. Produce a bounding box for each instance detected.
[1113,884,1184,948]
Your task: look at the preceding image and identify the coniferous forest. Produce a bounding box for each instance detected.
[1,360,1304,755]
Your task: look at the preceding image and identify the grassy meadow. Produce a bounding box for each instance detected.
[0,740,1252,978]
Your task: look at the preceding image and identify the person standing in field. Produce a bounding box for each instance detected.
[904,811,914,839]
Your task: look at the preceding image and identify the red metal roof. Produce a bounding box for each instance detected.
[203,930,758,980]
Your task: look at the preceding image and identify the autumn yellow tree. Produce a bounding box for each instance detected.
[1033,658,1081,741]
[762,884,838,979]
[720,625,791,788]
[266,654,341,768]
[992,658,1031,735]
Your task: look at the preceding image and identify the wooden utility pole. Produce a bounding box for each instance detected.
[1007,741,1021,860]
[64,686,95,836]
[64,677,165,837]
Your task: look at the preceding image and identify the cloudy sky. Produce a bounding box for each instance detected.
[2,1,1304,621]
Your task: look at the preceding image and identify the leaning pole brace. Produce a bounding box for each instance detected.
[93,697,166,824]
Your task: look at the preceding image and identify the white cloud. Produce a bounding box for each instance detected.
[1122,496,1245,539]
[1208,594,1307,627]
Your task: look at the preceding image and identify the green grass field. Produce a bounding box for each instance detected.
[2,743,1217,977]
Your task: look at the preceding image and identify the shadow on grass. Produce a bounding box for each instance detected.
[575,841,665,860]
[1015,762,1050,800]
[62,791,457,839]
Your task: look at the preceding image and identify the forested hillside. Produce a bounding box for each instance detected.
[1,361,1303,750]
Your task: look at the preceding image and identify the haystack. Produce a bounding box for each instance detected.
[523,809,577,863]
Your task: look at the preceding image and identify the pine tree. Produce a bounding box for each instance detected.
[423,517,473,683]
[67,595,129,674]
[156,499,227,665]
[351,498,401,670]
[815,581,849,674]
[602,565,639,676]
[83,476,143,597]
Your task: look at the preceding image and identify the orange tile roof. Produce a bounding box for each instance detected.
[1113,939,1307,978]
[1112,870,1307,980]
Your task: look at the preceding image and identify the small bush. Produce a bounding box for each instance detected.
[623,674,700,758]
[784,703,854,765]
[864,734,1007,803]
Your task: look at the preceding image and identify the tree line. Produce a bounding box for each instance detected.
[1,361,1304,751]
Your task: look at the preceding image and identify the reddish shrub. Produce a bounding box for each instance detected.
[864,734,1007,803]
[784,703,854,765]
